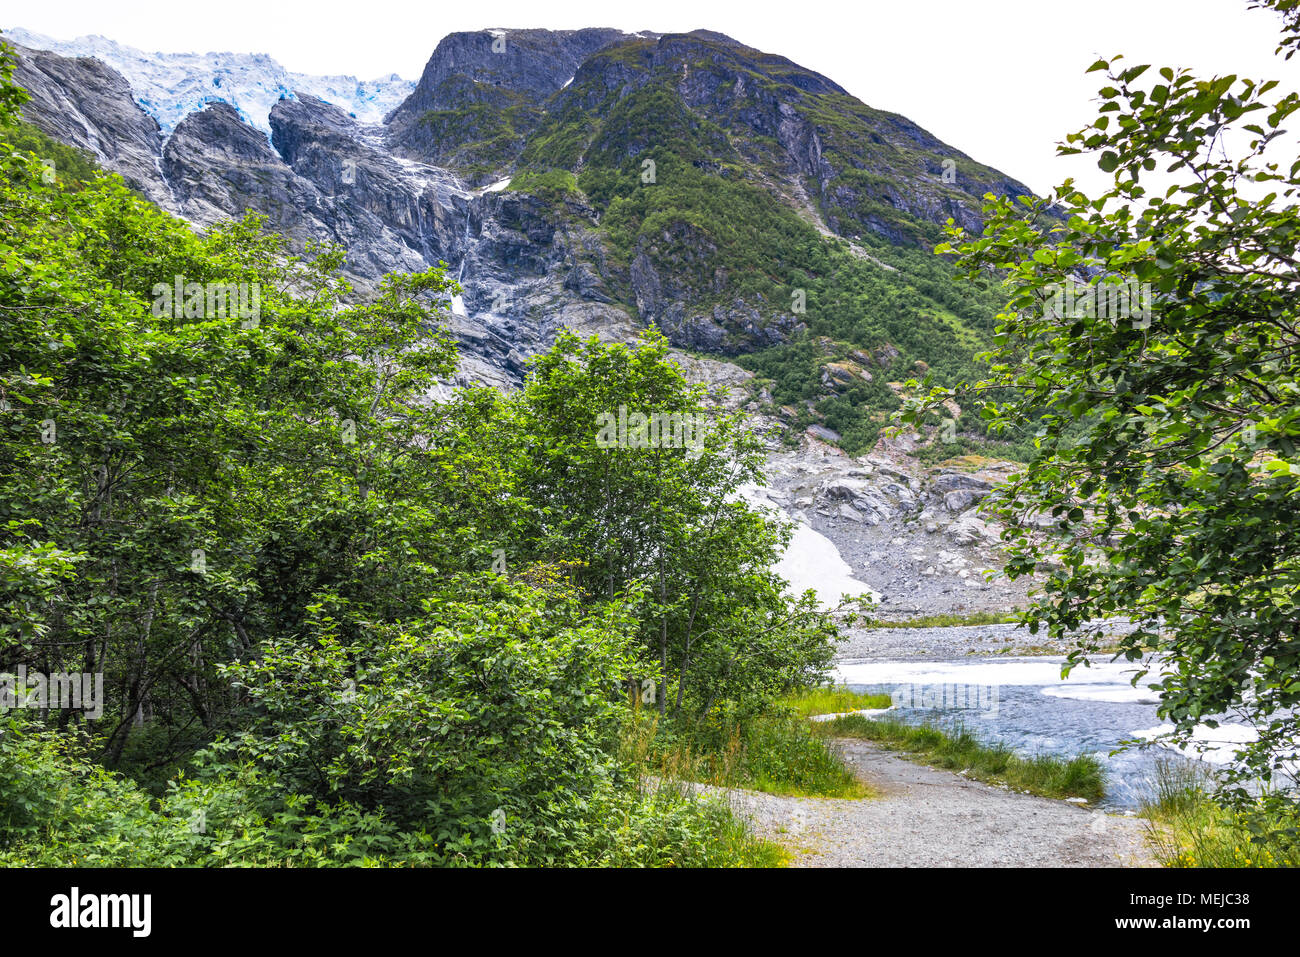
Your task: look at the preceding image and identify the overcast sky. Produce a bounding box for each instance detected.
[7,0,1297,196]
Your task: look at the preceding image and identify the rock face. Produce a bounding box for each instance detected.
[164,103,326,235]
[386,28,634,179]
[11,43,172,208]
[761,439,1034,616]
[11,40,638,389]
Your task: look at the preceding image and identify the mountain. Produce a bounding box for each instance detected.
[4,26,1032,454]
[386,28,644,179]
[2,24,1050,615]
[4,27,413,136]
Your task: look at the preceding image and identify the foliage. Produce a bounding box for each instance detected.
[218,577,643,856]
[1142,758,1300,867]
[0,42,833,866]
[4,120,99,187]
[0,712,785,867]
[904,6,1300,802]
[505,329,841,719]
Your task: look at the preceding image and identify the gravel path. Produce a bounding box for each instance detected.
[707,739,1156,867]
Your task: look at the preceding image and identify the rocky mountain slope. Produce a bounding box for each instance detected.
[4,26,1047,613]
[7,27,1030,398]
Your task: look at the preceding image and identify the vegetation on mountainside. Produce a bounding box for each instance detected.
[416,96,540,182]
[3,120,98,187]
[498,36,1026,456]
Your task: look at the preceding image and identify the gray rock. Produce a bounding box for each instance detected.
[934,471,993,493]
[944,488,986,513]
[806,424,842,444]
[11,42,171,208]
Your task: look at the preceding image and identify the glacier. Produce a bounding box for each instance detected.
[5,26,414,139]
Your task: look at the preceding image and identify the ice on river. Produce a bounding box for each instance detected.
[1132,722,1261,765]
[834,656,1167,688]
[1041,683,1162,704]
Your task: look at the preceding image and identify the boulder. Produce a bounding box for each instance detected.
[806,424,841,444]
[943,488,986,513]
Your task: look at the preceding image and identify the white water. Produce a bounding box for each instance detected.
[834,656,1167,688]
[808,707,891,723]
[1042,684,1161,704]
[450,209,472,317]
[1132,723,1261,766]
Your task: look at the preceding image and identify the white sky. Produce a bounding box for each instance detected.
[7,0,1297,196]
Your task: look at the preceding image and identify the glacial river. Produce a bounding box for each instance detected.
[833,656,1261,808]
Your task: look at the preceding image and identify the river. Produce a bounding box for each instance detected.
[833,655,1263,808]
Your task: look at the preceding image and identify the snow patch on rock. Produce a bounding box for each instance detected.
[739,483,880,610]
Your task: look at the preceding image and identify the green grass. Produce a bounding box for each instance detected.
[818,714,1105,802]
[780,685,892,717]
[624,709,871,800]
[508,168,580,200]
[860,611,1019,629]
[910,437,1036,466]
[1140,759,1300,868]
[603,777,791,867]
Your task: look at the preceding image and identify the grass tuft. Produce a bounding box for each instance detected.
[622,708,871,800]
[780,685,892,718]
[1140,759,1300,868]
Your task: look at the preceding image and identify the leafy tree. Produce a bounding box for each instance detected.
[217,574,643,861]
[909,0,1300,798]
[508,330,840,719]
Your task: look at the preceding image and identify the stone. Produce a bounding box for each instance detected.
[933,472,994,492]
[944,488,985,513]
[806,424,842,444]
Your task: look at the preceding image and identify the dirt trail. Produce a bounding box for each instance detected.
[713,739,1156,867]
